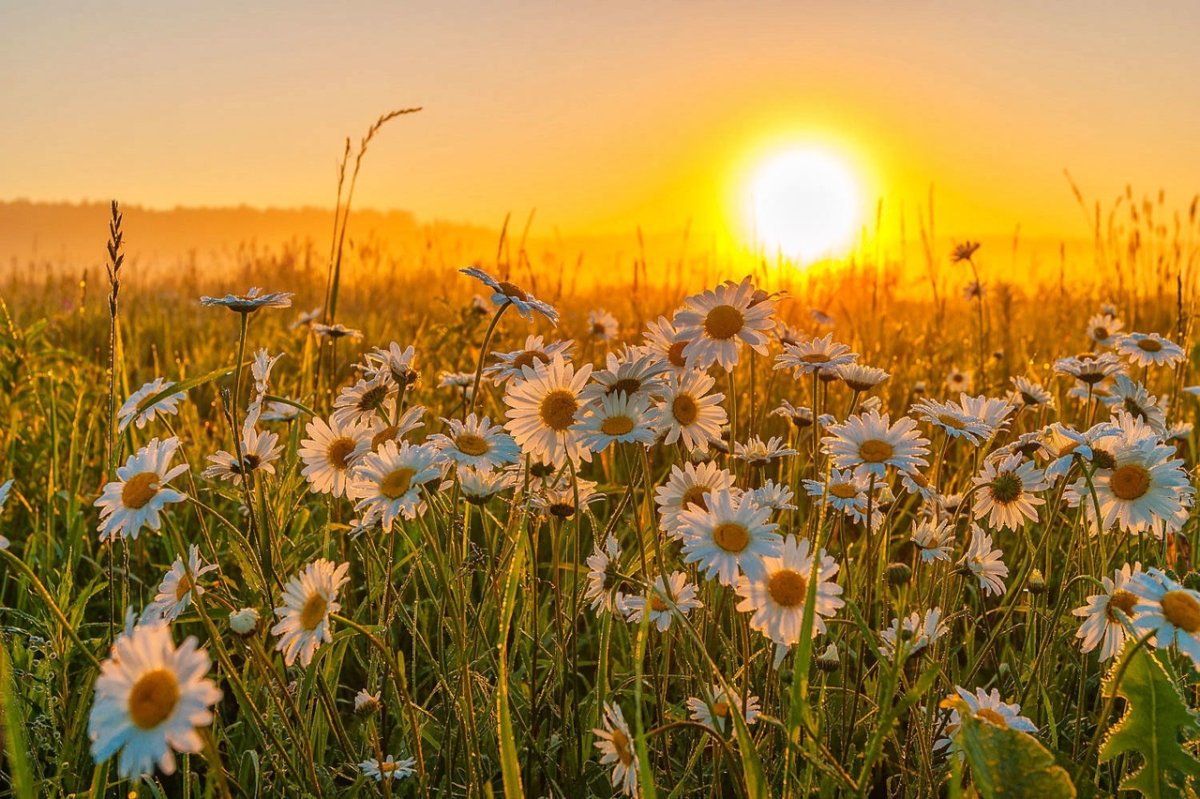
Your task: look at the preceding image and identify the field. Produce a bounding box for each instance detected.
[0,194,1198,799]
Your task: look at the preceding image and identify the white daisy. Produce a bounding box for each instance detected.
[1054,353,1124,386]
[460,266,559,323]
[674,276,776,370]
[944,368,972,394]
[750,480,797,512]
[642,315,688,370]
[1073,563,1143,661]
[456,467,518,505]
[578,348,670,405]
[822,410,930,480]
[588,308,619,341]
[359,754,417,782]
[585,535,628,613]
[503,355,593,467]
[95,438,188,542]
[271,559,350,667]
[910,398,994,445]
[363,342,418,387]
[297,416,371,497]
[971,453,1045,531]
[679,488,782,586]
[654,461,736,538]
[911,517,955,563]
[958,394,1015,433]
[622,571,702,632]
[593,703,638,797]
[1101,375,1167,434]
[332,373,397,427]
[202,427,282,485]
[349,441,445,531]
[367,405,427,451]
[88,623,221,779]
[837,363,890,392]
[880,608,948,658]
[200,286,293,313]
[486,335,574,384]
[428,414,520,471]
[735,535,843,645]
[1130,568,1200,666]
[1116,332,1185,369]
[648,369,727,452]
[260,400,302,422]
[117,378,186,432]
[531,477,603,520]
[802,469,874,526]
[686,684,761,733]
[734,435,799,467]
[312,323,363,341]
[776,333,858,377]
[141,545,218,623]
[1086,313,1124,347]
[961,525,1008,597]
[1009,376,1053,409]
[577,391,656,453]
[938,687,1036,751]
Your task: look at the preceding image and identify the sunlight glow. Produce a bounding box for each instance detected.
[744,148,862,262]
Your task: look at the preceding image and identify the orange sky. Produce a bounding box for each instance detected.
[3,1,1198,248]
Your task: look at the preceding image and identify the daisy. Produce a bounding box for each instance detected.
[802,469,874,526]
[578,348,670,404]
[1116,332,1185,369]
[944,368,972,394]
[622,571,702,632]
[810,307,835,326]
[367,405,427,451]
[674,276,776,370]
[1075,412,1192,535]
[363,342,418,388]
[910,398,994,445]
[880,608,948,658]
[354,689,381,715]
[593,703,638,797]
[958,394,1015,433]
[1054,353,1124,386]
[961,525,1008,596]
[822,410,930,480]
[360,755,417,782]
[1102,375,1167,433]
[261,400,302,422]
[456,467,518,505]
[971,453,1045,531]
[1087,313,1124,347]
[117,378,185,432]
[486,335,574,384]
[503,355,593,467]
[428,414,520,471]
[772,399,815,429]
[585,535,628,613]
[200,286,292,313]
[1073,563,1143,660]
[289,305,322,330]
[332,374,396,427]
[837,363,890,392]
[642,315,688,370]
[588,309,619,341]
[938,687,1036,751]
[654,461,736,538]
[271,559,350,667]
[349,441,445,531]
[679,488,782,586]
[88,623,221,779]
[1009,376,1053,409]
[900,470,942,505]
[1040,421,1119,481]
[95,438,188,542]
[460,266,559,323]
[228,608,259,636]
[577,392,656,453]
[735,535,843,645]
[686,684,762,733]
[911,517,955,563]
[312,323,363,340]
[734,435,799,467]
[531,477,602,519]
[750,480,797,512]
[298,417,371,497]
[202,427,283,485]
[776,333,858,377]
[141,545,218,623]
[1130,568,1200,665]
[648,370,727,452]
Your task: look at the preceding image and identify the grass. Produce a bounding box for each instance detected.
[0,188,1197,798]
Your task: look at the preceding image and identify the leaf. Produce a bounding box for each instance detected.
[495,539,525,799]
[0,641,35,799]
[1099,646,1200,798]
[950,697,1076,798]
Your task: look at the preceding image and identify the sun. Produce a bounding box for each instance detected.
[744,147,863,262]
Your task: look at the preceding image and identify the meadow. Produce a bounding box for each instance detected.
[0,189,1198,799]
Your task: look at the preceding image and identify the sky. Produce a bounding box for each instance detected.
[3,0,1198,248]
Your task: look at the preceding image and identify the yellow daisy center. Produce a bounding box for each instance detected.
[990,472,1023,504]
[712,522,750,553]
[122,472,160,510]
[380,761,399,774]
[497,281,528,301]
[175,575,193,602]
[975,707,1008,727]
[610,727,635,766]
[859,439,894,463]
[1110,464,1151,500]
[300,593,329,631]
[1161,590,1200,633]
[937,414,966,430]
[380,468,416,500]
[672,394,699,426]
[829,482,858,500]
[1105,589,1139,622]
[455,433,491,457]
[510,350,546,371]
[681,485,710,510]
[649,594,669,612]
[539,389,579,432]
[667,341,688,367]
[1137,338,1162,353]
[371,425,399,449]
[1092,326,1109,340]
[767,569,808,608]
[608,377,642,396]
[601,415,635,437]
[712,701,731,717]
[800,353,831,364]
[128,668,181,730]
[703,304,745,340]
[326,437,358,469]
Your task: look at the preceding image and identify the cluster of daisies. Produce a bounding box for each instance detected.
[68,274,1200,794]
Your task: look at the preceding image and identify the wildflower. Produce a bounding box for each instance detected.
[360,755,416,782]
[228,608,259,637]
[1073,563,1143,660]
[802,469,874,526]
[880,608,948,658]
[200,286,293,313]
[312,323,363,340]
[1101,375,1167,434]
[641,315,688,369]
[486,335,574,384]
[911,517,954,563]
[679,488,782,586]
[298,417,371,497]
[735,535,843,645]
[271,559,350,667]
[88,623,221,778]
[622,572,702,631]
[1116,332,1185,369]
[972,453,1045,531]
[578,348,669,404]
[776,333,857,376]
[332,373,396,427]
[1054,353,1124,385]
[354,689,381,715]
[654,461,736,538]
[117,378,185,432]
[460,266,559,323]
[910,397,994,445]
[961,525,1008,596]
[142,545,218,623]
[428,414,520,471]
[202,427,283,485]
[944,367,972,393]
[822,410,930,480]
[673,276,776,370]
[588,309,619,341]
[734,435,798,467]
[1130,568,1200,666]
[593,703,638,796]
[649,369,727,452]
[837,363,890,392]
[532,477,602,519]
[938,687,1035,752]
[456,467,517,505]
[95,438,188,542]
[1009,376,1053,409]
[349,441,445,530]
[1087,313,1124,347]
[585,535,628,613]
[686,684,761,733]
[503,354,593,467]
[750,480,797,512]
[951,241,981,262]
[577,392,656,453]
